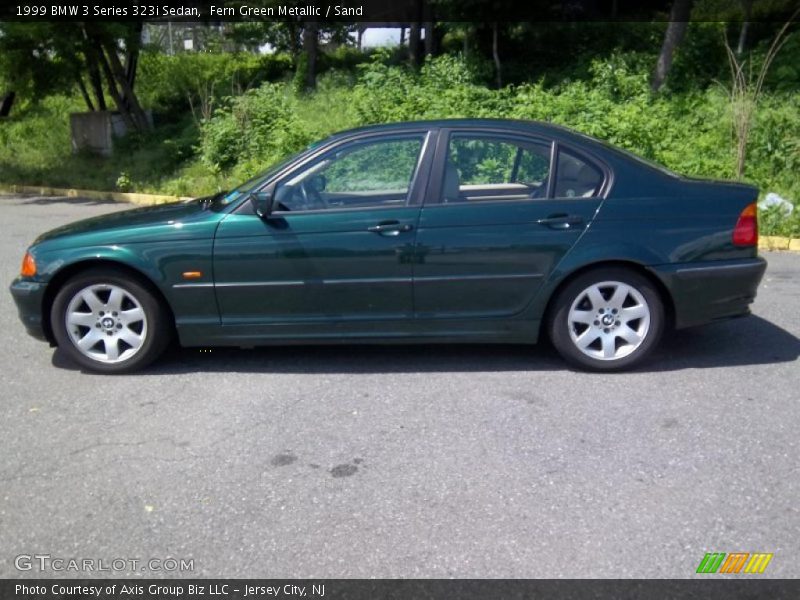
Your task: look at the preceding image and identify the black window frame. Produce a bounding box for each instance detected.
[425,127,612,207]
[234,129,437,215]
[272,132,432,215]
[551,144,608,200]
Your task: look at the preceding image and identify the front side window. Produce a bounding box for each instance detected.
[554,149,604,198]
[273,136,425,212]
[440,134,551,204]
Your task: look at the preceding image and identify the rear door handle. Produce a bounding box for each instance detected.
[367,221,414,236]
[537,214,584,230]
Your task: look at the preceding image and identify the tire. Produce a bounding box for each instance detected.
[50,268,170,374]
[547,267,664,372]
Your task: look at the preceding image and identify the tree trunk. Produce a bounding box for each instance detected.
[736,0,753,55]
[301,21,318,91]
[125,22,143,92]
[422,0,434,58]
[650,0,693,93]
[100,38,150,130]
[285,21,300,59]
[736,21,750,55]
[424,21,434,58]
[125,51,138,92]
[0,92,15,117]
[167,21,174,56]
[492,22,502,89]
[75,75,95,111]
[93,40,138,132]
[84,45,107,111]
[409,23,421,67]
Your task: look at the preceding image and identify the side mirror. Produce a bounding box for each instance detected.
[249,191,273,219]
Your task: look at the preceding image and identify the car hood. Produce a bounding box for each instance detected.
[33,200,223,248]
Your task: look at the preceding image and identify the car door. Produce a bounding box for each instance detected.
[413,128,607,321]
[213,131,434,333]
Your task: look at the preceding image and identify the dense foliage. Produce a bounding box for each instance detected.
[1,38,798,236]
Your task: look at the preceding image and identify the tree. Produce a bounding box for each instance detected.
[431,0,517,86]
[85,23,150,131]
[228,21,301,56]
[298,20,319,92]
[226,2,354,93]
[0,23,74,102]
[0,22,150,131]
[651,0,694,92]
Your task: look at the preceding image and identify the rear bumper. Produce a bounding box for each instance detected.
[651,257,767,329]
[9,277,49,342]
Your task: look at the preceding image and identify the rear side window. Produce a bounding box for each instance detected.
[440,134,552,204]
[554,149,603,198]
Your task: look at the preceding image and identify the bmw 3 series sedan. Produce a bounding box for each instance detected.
[10,119,767,373]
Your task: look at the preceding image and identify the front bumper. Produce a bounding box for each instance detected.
[9,277,49,342]
[651,257,767,329]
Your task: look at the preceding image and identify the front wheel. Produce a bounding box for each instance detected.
[51,269,170,374]
[548,268,665,372]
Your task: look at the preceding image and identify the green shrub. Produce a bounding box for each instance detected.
[0,95,202,192]
[292,52,311,95]
[199,83,313,172]
[760,205,800,238]
[351,54,513,124]
[319,45,370,74]
[137,51,293,116]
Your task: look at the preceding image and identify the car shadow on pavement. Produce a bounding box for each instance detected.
[649,315,800,371]
[51,315,799,375]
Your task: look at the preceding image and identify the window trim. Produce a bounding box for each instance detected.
[265,130,434,216]
[425,127,612,208]
[431,130,554,207]
[551,142,610,200]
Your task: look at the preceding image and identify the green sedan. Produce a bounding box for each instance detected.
[9,119,767,373]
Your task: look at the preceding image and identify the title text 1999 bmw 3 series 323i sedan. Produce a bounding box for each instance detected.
[10,119,767,373]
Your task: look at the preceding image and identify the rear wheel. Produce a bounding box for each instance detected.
[548,267,664,371]
[51,268,170,373]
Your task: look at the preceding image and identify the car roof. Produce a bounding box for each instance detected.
[329,118,583,142]
[325,118,671,174]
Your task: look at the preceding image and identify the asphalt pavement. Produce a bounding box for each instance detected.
[1,193,798,578]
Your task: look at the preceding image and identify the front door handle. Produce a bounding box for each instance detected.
[367,221,414,236]
[536,214,584,230]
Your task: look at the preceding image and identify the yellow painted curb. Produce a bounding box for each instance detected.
[789,238,800,252]
[0,184,192,206]
[759,236,792,251]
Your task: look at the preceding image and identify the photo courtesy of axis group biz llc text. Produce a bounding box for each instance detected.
[0,0,799,599]
[16,583,324,597]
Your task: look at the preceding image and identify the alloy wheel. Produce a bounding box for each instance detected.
[64,283,148,364]
[567,280,651,361]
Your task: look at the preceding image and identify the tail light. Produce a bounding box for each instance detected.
[20,251,37,277]
[732,202,758,247]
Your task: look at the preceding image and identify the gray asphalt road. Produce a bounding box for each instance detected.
[1,193,798,579]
